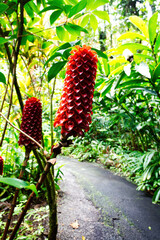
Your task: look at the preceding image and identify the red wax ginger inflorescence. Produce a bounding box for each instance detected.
[18,97,42,149]
[54,45,98,138]
[0,156,4,175]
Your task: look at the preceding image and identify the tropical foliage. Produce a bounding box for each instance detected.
[0,0,160,239]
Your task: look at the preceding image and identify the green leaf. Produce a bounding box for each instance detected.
[152,187,160,203]
[50,9,63,25]
[142,166,154,181]
[27,1,40,15]
[65,0,78,4]
[129,16,148,38]
[148,12,158,45]
[67,23,88,33]
[93,10,110,22]
[42,41,53,49]
[25,2,34,18]
[64,24,79,36]
[80,14,90,27]
[115,43,151,54]
[0,72,6,84]
[0,3,8,15]
[109,65,125,77]
[154,33,160,54]
[0,177,38,196]
[25,184,38,197]
[39,5,61,14]
[92,48,108,60]
[89,14,98,32]
[102,58,110,76]
[100,79,114,97]
[68,0,87,18]
[86,0,109,11]
[48,61,67,82]
[117,79,147,89]
[152,63,160,81]
[0,37,9,45]
[56,26,66,41]
[118,32,146,41]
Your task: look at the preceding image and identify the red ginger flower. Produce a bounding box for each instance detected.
[54,45,98,138]
[0,156,3,175]
[18,97,42,149]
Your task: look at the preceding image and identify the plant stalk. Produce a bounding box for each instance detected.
[2,148,31,240]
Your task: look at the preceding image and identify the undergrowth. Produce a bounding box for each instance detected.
[62,114,160,204]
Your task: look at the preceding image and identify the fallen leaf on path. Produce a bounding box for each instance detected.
[70,220,79,229]
[82,236,85,240]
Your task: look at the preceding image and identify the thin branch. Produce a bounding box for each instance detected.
[50,78,56,146]
[0,112,43,150]
[0,73,15,147]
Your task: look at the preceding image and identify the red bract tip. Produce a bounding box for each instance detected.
[54,45,98,138]
[18,97,42,149]
[0,156,3,175]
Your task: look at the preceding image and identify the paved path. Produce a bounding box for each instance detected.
[56,156,160,240]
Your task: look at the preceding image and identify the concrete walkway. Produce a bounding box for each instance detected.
[56,156,160,240]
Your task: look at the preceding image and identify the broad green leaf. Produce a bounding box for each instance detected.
[48,61,67,82]
[50,9,63,25]
[80,14,90,27]
[68,0,87,18]
[118,32,146,41]
[47,0,64,8]
[134,53,154,62]
[143,151,155,170]
[45,52,63,66]
[115,43,151,54]
[64,24,79,36]
[152,63,160,81]
[154,33,160,54]
[86,0,109,11]
[67,23,88,33]
[27,1,40,15]
[0,72,6,84]
[39,5,62,14]
[100,80,114,97]
[42,41,53,49]
[109,57,126,66]
[148,12,158,45]
[142,166,154,181]
[56,26,66,41]
[25,2,34,18]
[89,14,98,32]
[102,58,110,76]
[152,187,160,203]
[63,5,72,15]
[93,10,110,22]
[0,3,8,15]
[117,79,147,89]
[0,37,9,45]
[0,177,38,196]
[65,0,78,4]
[25,184,38,197]
[129,16,148,38]
[92,48,108,60]
[109,65,126,77]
